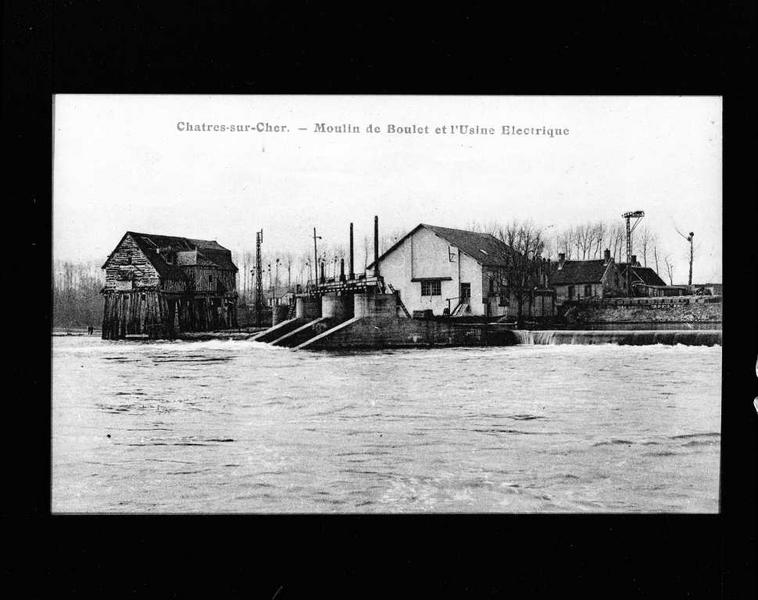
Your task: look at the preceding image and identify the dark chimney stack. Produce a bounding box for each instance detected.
[340,258,346,283]
[373,215,380,278]
[558,253,566,269]
[349,222,355,280]
[631,254,638,266]
[604,248,611,264]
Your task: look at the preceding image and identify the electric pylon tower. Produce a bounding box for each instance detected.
[622,210,645,296]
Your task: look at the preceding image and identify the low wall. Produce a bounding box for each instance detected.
[304,317,519,350]
[563,296,722,324]
[354,293,398,318]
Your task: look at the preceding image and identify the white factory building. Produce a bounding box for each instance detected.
[368,224,524,318]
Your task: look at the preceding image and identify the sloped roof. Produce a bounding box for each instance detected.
[103,232,238,276]
[620,265,666,286]
[549,260,610,285]
[368,224,519,268]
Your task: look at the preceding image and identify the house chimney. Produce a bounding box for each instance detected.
[631,254,638,266]
[558,253,566,270]
[604,248,611,264]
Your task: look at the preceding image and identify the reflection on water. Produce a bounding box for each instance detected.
[52,337,721,513]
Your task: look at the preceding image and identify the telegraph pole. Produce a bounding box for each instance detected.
[254,229,264,325]
[687,232,694,286]
[313,228,322,290]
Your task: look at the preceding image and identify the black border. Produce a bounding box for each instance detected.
[7,1,756,597]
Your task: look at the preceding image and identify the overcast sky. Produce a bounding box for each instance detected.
[53,95,722,283]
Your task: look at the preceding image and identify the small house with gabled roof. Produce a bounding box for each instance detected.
[100,231,238,339]
[616,255,670,296]
[549,249,624,303]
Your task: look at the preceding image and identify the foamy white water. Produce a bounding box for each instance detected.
[52,337,721,513]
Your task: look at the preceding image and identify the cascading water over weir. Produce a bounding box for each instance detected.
[512,329,721,346]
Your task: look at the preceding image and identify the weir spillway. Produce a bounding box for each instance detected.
[512,329,721,347]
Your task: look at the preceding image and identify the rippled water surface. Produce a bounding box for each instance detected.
[52,337,721,513]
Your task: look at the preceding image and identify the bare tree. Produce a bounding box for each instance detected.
[663,255,675,285]
[653,245,660,275]
[638,225,658,268]
[488,220,547,323]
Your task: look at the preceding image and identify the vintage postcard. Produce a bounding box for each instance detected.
[52,95,722,513]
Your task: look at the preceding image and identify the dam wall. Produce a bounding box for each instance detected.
[301,317,519,350]
[563,296,722,324]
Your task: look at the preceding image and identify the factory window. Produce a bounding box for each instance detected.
[584,284,592,297]
[421,280,442,296]
[209,275,214,284]
[568,285,575,299]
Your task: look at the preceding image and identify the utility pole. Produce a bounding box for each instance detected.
[675,227,695,287]
[275,258,280,294]
[313,228,322,290]
[687,232,694,286]
[254,229,264,326]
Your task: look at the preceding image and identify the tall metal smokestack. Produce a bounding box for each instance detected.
[374,215,380,278]
[349,222,355,280]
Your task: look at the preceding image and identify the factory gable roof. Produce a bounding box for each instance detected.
[549,260,611,285]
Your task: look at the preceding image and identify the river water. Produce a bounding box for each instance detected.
[52,336,721,513]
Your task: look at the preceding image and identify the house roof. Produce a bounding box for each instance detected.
[368,224,519,269]
[103,232,238,276]
[618,264,666,286]
[549,260,611,285]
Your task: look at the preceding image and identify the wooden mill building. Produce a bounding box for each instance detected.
[101,232,238,339]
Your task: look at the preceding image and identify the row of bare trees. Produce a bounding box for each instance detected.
[53,260,104,329]
[467,218,695,287]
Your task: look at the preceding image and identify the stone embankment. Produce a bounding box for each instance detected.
[563,296,722,324]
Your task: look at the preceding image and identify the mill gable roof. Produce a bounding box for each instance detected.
[549,259,612,285]
[103,232,238,277]
[368,224,519,269]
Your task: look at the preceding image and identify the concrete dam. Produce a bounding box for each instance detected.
[249,290,721,350]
